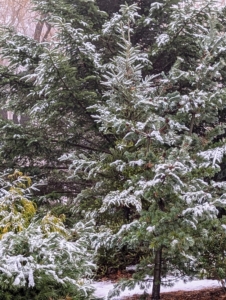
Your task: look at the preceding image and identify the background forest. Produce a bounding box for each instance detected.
[1,1,226,300]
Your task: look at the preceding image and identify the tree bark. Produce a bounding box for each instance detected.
[34,20,44,42]
[34,14,49,42]
[151,247,162,300]
[42,22,52,42]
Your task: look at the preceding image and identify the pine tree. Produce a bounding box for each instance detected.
[63,1,226,299]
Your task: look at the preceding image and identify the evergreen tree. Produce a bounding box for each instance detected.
[62,1,226,299]
[2,0,226,299]
[0,171,97,300]
[0,0,110,198]
[0,0,180,199]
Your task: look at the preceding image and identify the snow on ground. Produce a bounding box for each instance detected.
[92,279,221,299]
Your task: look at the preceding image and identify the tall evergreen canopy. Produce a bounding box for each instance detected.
[1,0,226,299]
[0,0,180,197]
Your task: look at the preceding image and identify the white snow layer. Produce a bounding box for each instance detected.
[93,279,220,299]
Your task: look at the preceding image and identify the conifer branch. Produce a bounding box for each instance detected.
[48,54,113,145]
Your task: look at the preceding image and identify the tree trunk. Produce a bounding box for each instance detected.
[42,22,52,42]
[34,20,44,42]
[151,247,162,300]
[34,14,49,42]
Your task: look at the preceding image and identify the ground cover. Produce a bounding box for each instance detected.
[122,287,226,300]
[93,276,223,299]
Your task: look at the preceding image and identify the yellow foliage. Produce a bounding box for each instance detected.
[0,197,37,238]
[41,212,68,238]
[9,187,23,196]
[21,198,37,218]
[8,170,23,180]
[8,170,32,189]
[0,171,68,240]
[0,171,36,239]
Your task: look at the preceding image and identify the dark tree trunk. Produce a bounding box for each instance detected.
[151,247,162,300]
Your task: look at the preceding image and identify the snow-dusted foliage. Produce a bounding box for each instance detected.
[0,221,95,297]
[0,172,96,299]
[62,1,226,298]
[2,0,226,299]
[0,171,37,238]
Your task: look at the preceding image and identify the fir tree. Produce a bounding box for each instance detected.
[2,1,226,299]
[0,0,110,198]
[0,0,180,199]
[63,1,226,299]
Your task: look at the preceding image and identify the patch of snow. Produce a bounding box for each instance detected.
[125,265,137,271]
[92,279,221,299]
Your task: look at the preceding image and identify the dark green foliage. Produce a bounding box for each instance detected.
[2,2,226,300]
[0,279,87,300]
[96,245,148,278]
[0,0,180,200]
[199,218,226,283]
